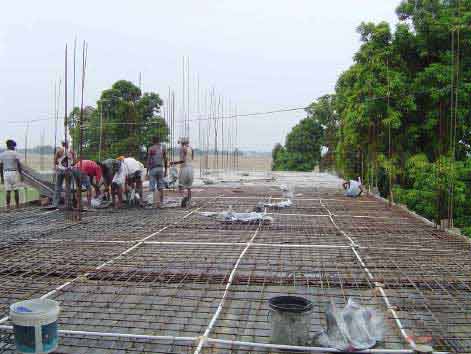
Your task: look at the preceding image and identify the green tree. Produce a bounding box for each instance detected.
[333,0,471,234]
[306,94,338,171]
[69,80,168,161]
[272,115,324,172]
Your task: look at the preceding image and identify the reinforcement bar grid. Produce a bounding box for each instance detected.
[0,174,470,353]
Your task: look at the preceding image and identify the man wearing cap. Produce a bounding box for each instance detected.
[0,139,23,209]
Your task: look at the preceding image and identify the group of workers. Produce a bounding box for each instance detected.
[1,135,365,210]
[0,136,193,210]
[51,135,193,209]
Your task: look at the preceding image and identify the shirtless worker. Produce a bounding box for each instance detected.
[0,140,23,209]
[170,137,194,208]
[51,141,77,208]
[147,136,168,208]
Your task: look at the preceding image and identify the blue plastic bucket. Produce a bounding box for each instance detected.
[10,299,60,354]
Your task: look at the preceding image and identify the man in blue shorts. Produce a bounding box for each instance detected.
[146,136,168,208]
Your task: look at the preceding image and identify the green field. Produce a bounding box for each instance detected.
[0,186,40,208]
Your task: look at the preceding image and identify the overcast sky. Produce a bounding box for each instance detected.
[0,1,399,151]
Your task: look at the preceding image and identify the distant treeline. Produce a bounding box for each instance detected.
[0,146,55,155]
[0,146,273,158]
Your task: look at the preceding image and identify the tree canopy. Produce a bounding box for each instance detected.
[69,80,168,161]
[272,114,324,172]
[274,0,471,234]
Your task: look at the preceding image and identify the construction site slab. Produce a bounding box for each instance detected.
[1,171,470,353]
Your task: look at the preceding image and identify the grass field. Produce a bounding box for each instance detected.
[0,186,39,208]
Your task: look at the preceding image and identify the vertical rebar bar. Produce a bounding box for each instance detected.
[77,40,88,221]
[64,44,72,213]
[98,105,103,162]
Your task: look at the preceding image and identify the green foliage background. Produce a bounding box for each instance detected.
[69,80,169,161]
[273,0,471,236]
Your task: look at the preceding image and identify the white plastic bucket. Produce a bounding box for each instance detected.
[10,299,60,354]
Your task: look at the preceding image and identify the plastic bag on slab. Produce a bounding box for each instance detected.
[219,211,273,224]
[200,210,273,224]
[317,298,385,351]
[90,198,101,208]
[264,199,293,209]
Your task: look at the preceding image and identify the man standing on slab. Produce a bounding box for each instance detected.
[147,136,168,208]
[0,139,23,209]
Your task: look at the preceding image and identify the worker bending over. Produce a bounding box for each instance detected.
[147,136,168,208]
[0,140,23,209]
[112,156,145,207]
[100,158,121,202]
[343,177,364,198]
[170,137,194,207]
[73,160,102,207]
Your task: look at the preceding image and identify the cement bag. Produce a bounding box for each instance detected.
[179,165,194,188]
[317,298,385,350]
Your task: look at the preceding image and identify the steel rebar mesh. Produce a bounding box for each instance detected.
[1,174,471,353]
[0,241,130,317]
[41,209,190,242]
[149,227,255,243]
[207,246,404,349]
[0,209,70,244]
[30,244,244,339]
[334,215,471,251]
[0,331,197,354]
[360,248,471,352]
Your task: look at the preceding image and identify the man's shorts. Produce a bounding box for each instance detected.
[3,170,19,192]
[127,171,143,185]
[149,167,165,191]
[80,173,91,191]
[178,165,194,189]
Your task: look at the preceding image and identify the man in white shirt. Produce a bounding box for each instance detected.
[343,177,363,198]
[112,156,145,207]
[0,140,23,209]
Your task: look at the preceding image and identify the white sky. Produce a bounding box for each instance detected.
[0,0,399,151]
